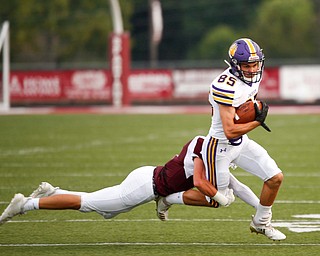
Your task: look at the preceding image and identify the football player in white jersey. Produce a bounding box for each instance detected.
[201,38,286,240]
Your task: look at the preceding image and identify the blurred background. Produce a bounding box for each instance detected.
[1,0,320,107]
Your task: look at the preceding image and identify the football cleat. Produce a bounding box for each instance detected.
[30,182,59,198]
[250,219,286,241]
[0,193,28,225]
[156,197,171,221]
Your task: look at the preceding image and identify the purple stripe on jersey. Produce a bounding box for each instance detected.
[212,92,233,101]
[213,100,232,106]
[212,84,235,94]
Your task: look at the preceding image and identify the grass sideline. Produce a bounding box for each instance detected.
[0,113,319,256]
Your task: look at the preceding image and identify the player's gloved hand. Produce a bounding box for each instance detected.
[225,188,235,207]
[254,101,269,124]
[212,189,235,207]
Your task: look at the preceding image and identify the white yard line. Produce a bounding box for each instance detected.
[1,217,320,234]
[2,218,319,223]
[0,242,319,247]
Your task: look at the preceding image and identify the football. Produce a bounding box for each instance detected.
[234,100,262,124]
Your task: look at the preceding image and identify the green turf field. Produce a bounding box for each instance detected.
[0,113,319,256]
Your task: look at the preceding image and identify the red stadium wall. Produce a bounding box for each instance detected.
[9,66,308,105]
[10,70,112,105]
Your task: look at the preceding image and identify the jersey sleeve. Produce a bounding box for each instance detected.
[191,136,204,160]
[210,83,235,106]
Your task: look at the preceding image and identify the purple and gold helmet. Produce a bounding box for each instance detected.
[228,38,265,84]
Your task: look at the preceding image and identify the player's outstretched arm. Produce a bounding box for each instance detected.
[182,189,212,206]
[193,158,234,207]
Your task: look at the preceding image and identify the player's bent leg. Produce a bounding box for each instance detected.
[80,185,124,213]
[229,173,259,208]
[234,139,285,240]
[80,167,155,218]
[39,194,81,210]
[251,172,285,241]
[259,172,283,206]
[0,193,81,226]
[119,166,156,207]
[253,172,284,225]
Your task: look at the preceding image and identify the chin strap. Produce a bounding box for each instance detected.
[224,59,231,67]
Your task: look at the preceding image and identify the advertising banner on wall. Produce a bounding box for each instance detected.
[64,70,112,101]
[280,65,320,103]
[172,69,223,99]
[8,67,289,105]
[10,70,112,104]
[259,67,280,99]
[128,70,173,100]
[172,68,280,100]
[10,71,62,102]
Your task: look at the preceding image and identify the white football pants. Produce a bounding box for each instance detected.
[54,166,156,219]
[202,134,282,205]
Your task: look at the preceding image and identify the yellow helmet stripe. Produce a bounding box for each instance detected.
[243,38,257,56]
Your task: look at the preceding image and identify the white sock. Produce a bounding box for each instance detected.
[23,198,40,212]
[253,203,272,225]
[165,192,184,205]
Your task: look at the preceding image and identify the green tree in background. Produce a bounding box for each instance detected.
[188,25,238,61]
[0,0,133,63]
[147,0,262,62]
[250,0,317,59]
[0,0,319,67]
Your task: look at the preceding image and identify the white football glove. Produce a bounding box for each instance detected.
[224,188,235,207]
[211,188,235,207]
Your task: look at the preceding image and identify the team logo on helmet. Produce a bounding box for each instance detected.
[229,43,238,58]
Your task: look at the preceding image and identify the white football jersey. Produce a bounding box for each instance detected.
[208,68,260,139]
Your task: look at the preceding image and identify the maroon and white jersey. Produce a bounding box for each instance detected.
[153,136,204,197]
